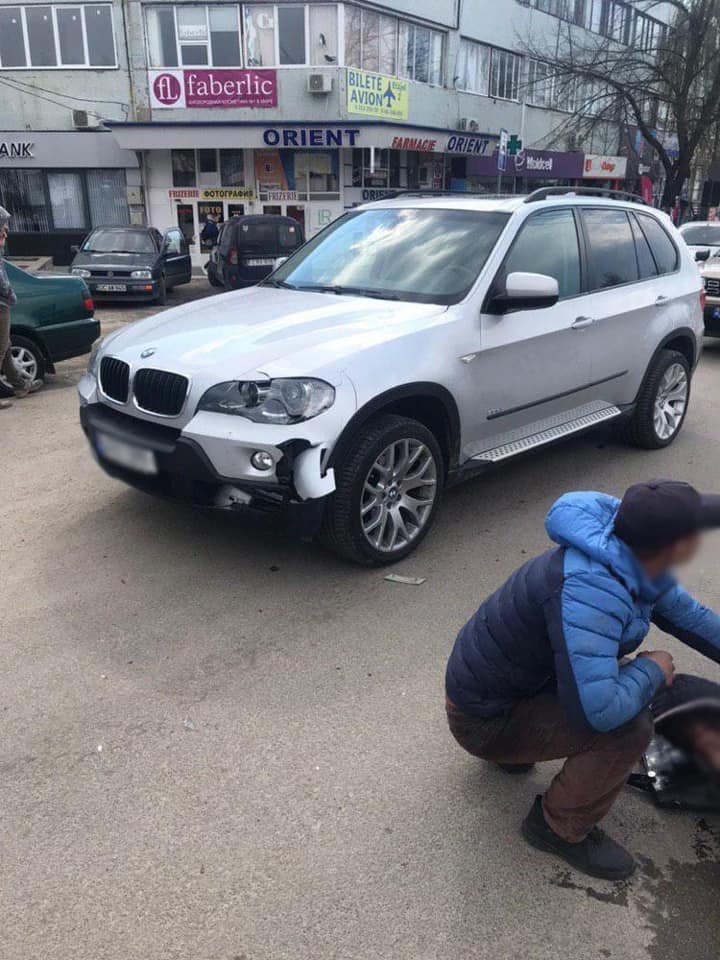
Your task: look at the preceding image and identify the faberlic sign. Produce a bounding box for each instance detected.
[149,69,277,109]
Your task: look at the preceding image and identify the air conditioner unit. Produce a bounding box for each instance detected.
[72,109,92,128]
[458,117,480,133]
[307,73,333,94]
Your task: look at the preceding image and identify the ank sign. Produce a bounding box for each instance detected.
[0,141,34,160]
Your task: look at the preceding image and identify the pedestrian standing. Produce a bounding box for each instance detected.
[0,206,43,409]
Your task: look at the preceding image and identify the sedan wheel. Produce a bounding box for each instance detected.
[361,439,438,554]
[653,362,688,441]
[0,338,44,392]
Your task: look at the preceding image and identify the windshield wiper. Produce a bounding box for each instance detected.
[261,278,298,289]
[297,283,401,301]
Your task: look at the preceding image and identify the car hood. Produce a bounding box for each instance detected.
[73,251,155,268]
[102,285,448,383]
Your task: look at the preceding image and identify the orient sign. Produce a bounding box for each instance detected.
[149,69,277,109]
[0,141,34,160]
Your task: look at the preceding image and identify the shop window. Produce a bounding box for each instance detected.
[25,7,57,67]
[198,149,218,174]
[220,150,245,186]
[0,3,117,69]
[0,170,50,232]
[146,4,241,68]
[86,170,130,227]
[457,39,490,96]
[172,150,197,188]
[48,172,87,229]
[351,149,401,189]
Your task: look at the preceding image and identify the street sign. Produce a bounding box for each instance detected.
[498,129,509,173]
[507,134,523,156]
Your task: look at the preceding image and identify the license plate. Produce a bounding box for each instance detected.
[95,432,157,475]
[244,258,275,267]
[96,283,127,292]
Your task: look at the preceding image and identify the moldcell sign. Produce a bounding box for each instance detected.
[149,69,277,109]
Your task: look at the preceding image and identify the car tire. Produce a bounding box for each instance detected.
[319,414,444,566]
[0,334,46,395]
[207,263,223,288]
[155,277,167,305]
[619,348,691,449]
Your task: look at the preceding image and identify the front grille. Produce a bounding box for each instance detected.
[133,368,189,416]
[99,356,130,403]
[90,269,133,278]
[705,277,720,296]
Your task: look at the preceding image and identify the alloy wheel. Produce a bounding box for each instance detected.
[360,438,438,554]
[653,362,688,441]
[0,345,38,390]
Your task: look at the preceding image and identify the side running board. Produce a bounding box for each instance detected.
[471,402,622,464]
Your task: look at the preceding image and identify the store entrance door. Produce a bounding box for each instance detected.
[263,203,306,235]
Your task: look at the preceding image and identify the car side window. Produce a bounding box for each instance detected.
[501,208,581,299]
[582,208,639,290]
[164,229,183,255]
[629,214,657,279]
[278,222,301,250]
[636,213,679,275]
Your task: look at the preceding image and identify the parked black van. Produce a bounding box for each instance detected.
[206,215,304,289]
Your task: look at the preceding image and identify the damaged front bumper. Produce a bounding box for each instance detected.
[79,399,339,538]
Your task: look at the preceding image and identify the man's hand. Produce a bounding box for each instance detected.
[638,650,676,687]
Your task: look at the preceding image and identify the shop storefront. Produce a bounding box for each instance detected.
[0,131,141,264]
[108,120,500,267]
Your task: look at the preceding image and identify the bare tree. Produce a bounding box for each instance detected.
[523,0,720,206]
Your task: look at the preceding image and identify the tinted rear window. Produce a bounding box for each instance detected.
[582,209,638,290]
[638,214,679,275]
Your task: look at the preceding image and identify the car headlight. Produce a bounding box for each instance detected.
[197,378,335,424]
[72,268,91,278]
[87,339,103,376]
[131,269,153,279]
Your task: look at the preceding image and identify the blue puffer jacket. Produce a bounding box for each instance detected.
[445,492,720,732]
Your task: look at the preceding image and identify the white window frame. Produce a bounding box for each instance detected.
[343,3,443,86]
[146,4,244,69]
[0,3,117,70]
[242,3,340,70]
[488,46,522,102]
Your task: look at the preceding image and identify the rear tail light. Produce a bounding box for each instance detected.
[701,289,707,312]
[83,297,94,312]
[229,247,238,265]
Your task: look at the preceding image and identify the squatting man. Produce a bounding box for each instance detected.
[445,480,720,880]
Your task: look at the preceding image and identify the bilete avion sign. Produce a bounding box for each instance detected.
[149,69,277,109]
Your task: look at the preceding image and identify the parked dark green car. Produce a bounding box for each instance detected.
[0,260,99,397]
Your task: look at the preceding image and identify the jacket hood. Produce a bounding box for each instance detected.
[545,491,672,599]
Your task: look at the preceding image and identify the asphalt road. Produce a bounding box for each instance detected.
[2,282,720,960]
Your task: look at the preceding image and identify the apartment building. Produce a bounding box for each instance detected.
[0,0,672,264]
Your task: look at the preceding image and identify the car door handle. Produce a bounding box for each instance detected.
[655,295,670,305]
[571,316,595,330]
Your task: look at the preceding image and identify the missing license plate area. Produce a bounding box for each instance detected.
[244,258,275,266]
[96,283,127,292]
[95,432,158,475]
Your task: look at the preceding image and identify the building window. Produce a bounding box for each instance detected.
[147,4,243,67]
[0,3,116,68]
[244,4,339,68]
[527,0,665,50]
[345,5,442,84]
[489,48,522,101]
[456,39,490,96]
[172,149,197,188]
[0,168,128,232]
[350,149,401,189]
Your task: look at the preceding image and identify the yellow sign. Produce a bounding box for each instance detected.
[346,69,409,121]
[199,187,255,201]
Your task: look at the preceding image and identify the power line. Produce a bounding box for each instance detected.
[0,74,129,113]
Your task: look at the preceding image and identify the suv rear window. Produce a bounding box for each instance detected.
[582,209,638,290]
[637,214,679,275]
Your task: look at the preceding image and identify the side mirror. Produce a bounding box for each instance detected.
[695,249,711,262]
[489,271,560,314]
[272,256,288,271]
[70,245,79,255]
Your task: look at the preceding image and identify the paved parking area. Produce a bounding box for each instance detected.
[2,284,719,959]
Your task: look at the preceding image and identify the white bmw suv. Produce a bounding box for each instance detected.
[79,189,704,564]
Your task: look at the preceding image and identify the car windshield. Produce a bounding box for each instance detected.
[82,229,156,254]
[270,208,511,305]
[681,225,720,246]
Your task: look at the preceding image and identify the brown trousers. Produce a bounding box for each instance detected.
[447,691,653,842]
[0,303,24,389]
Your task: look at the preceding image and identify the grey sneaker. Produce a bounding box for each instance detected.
[13,378,43,398]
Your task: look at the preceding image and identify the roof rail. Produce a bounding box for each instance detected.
[524,186,649,205]
[394,190,519,199]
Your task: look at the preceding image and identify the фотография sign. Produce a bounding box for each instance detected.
[149,69,277,109]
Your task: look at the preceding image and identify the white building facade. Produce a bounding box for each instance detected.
[0,0,673,264]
